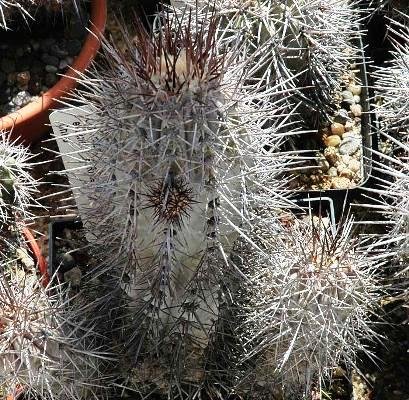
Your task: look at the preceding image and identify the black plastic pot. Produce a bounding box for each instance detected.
[292,35,383,221]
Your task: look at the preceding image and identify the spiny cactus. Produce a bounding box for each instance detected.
[171,0,361,125]
[0,264,114,399]
[372,15,409,137]
[53,8,296,396]
[227,211,383,398]
[367,14,409,266]
[0,134,40,256]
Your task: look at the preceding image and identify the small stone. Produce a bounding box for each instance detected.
[58,59,69,70]
[333,109,349,124]
[324,146,340,165]
[333,367,346,378]
[328,167,338,177]
[15,47,24,58]
[331,122,345,136]
[16,71,30,87]
[342,131,360,140]
[340,168,354,179]
[331,176,351,189]
[348,159,361,172]
[341,154,351,164]
[324,135,341,147]
[341,90,354,104]
[50,43,69,58]
[40,37,55,52]
[353,95,360,103]
[339,137,360,155]
[16,248,35,269]
[57,252,76,272]
[45,72,58,87]
[1,58,15,74]
[344,121,354,132]
[337,163,347,174]
[41,53,59,67]
[66,39,82,56]
[45,64,58,73]
[300,174,310,183]
[318,157,330,172]
[347,83,361,96]
[31,40,40,51]
[350,104,362,117]
[7,72,16,85]
[11,91,31,107]
[64,266,82,287]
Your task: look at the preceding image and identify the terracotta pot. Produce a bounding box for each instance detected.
[4,227,48,400]
[0,0,107,145]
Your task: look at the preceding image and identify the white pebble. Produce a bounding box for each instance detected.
[350,104,362,117]
[348,159,360,172]
[347,83,361,96]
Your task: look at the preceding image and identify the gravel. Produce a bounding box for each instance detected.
[0,7,88,116]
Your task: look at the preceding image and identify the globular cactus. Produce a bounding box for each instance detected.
[0,264,114,399]
[0,134,114,399]
[228,211,383,398]
[0,134,39,256]
[53,7,295,396]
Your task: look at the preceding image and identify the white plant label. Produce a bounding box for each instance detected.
[49,106,96,241]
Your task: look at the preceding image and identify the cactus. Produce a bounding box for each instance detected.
[373,15,409,137]
[0,264,114,399]
[52,7,298,396]
[368,14,409,264]
[0,134,114,399]
[170,0,361,125]
[227,211,383,398]
[0,134,39,253]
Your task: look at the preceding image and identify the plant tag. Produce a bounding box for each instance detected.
[49,106,96,241]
